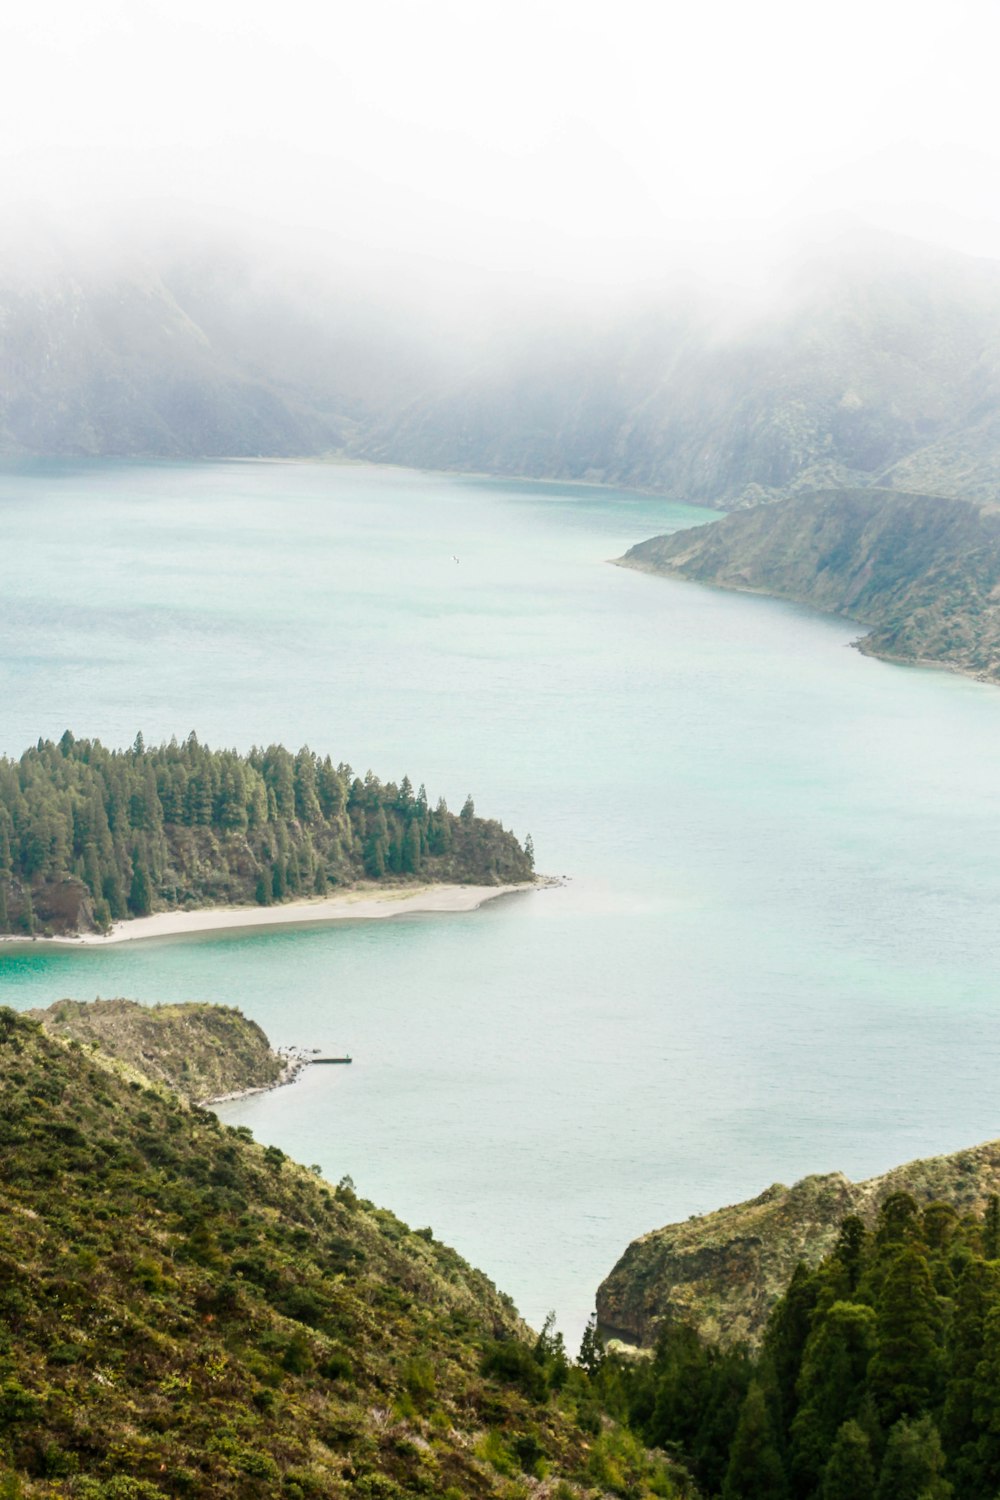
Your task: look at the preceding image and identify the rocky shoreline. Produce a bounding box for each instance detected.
[200,1048,314,1107]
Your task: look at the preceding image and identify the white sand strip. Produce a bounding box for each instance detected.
[0,881,537,948]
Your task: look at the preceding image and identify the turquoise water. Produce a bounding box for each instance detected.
[3,458,1000,1347]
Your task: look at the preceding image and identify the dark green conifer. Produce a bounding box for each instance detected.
[822,1419,876,1500]
[869,1248,942,1425]
[791,1300,877,1495]
[942,1259,1000,1497]
[971,1301,1000,1496]
[875,1415,950,1500]
[722,1379,787,1500]
[578,1314,605,1377]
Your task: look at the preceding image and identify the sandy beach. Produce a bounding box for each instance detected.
[0,881,538,949]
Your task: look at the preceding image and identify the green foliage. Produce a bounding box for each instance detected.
[0,733,534,934]
[722,1380,786,1500]
[0,1009,668,1500]
[597,1190,1000,1500]
[822,1419,876,1500]
[875,1415,951,1500]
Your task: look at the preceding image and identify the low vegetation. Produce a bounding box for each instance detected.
[27,999,286,1104]
[0,1008,679,1499]
[596,1140,1000,1352]
[0,733,534,936]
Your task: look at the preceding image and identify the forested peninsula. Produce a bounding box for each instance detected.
[618,488,1000,683]
[0,734,533,937]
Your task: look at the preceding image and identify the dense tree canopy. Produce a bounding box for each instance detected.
[0,733,534,935]
[592,1190,1000,1499]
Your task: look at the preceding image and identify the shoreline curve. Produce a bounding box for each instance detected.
[0,880,546,950]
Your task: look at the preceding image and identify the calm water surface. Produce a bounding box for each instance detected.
[3,458,1000,1346]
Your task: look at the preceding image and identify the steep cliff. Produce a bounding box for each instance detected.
[597,1139,1000,1351]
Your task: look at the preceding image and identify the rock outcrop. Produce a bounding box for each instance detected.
[597,1139,1000,1350]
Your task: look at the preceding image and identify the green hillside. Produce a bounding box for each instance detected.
[0,733,533,937]
[618,488,1000,683]
[597,1139,1000,1353]
[27,999,287,1105]
[0,1008,678,1499]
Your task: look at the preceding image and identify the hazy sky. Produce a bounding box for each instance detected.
[2,0,998,285]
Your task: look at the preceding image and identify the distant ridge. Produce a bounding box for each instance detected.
[7,229,1000,507]
[617,488,1000,684]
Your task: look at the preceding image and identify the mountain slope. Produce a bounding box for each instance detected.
[356,239,1000,505]
[596,1138,1000,1351]
[0,1007,677,1498]
[617,487,1000,682]
[7,228,1000,507]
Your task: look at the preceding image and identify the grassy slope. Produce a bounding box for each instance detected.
[0,1009,678,1499]
[26,999,286,1104]
[596,1138,1000,1352]
[618,488,1000,682]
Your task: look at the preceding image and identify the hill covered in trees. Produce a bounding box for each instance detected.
[0,1007,679,1498]
[618,488,1000,683]
[0,733,534,937]
[593,1190,1000,1499]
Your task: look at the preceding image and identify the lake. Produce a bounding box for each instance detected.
[3,457,1000,1349]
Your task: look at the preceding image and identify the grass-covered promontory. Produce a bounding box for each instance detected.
[0,1007,681,1499]
[618,488,1000,683]
[27,999,289,1105]
[0,733,534,936]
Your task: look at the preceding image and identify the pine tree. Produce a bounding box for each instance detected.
[765,1261,820,1435]
[822,1419,876,1500]
[791,1300,877,1496]
[971,1301,1000,1496]
[869,1249,942,1425]
[875,1415,951,1500]
[403,819,422,874]
[578,1314,605,1378]
[18,886,34,936]
[128,860,152,916]
[875,1192,923,1253]
[722,1380,787,1500]
[834,1216,868,1293]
